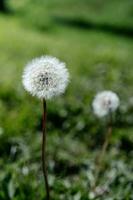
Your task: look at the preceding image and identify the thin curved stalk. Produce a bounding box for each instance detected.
[42,98,50,200]
[94,113,113,187]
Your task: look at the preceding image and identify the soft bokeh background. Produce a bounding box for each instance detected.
[0,0,133,199]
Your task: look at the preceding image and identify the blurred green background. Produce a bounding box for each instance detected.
[0,0,133,199]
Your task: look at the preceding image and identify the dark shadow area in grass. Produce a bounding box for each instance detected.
[54,16,133,38]
[53,160,85,177]
[0,0,12,14]
[120,137,133,153]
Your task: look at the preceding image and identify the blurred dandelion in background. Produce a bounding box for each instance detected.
[92,91,120,196]
[92,91,120,118]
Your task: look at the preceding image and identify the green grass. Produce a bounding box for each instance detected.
[0,0,133,199]
[9,0,133,30]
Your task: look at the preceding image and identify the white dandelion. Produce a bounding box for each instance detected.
[92,91,120,118]
[22,55,70,200]
[22,56,69,99]
[92,91,120,188]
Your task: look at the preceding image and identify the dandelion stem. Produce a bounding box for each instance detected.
[94,113,113,187]
[42,98,50,200]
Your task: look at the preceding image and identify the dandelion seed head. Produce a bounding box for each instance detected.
[22,56,69,99]
[92,91,120,117]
